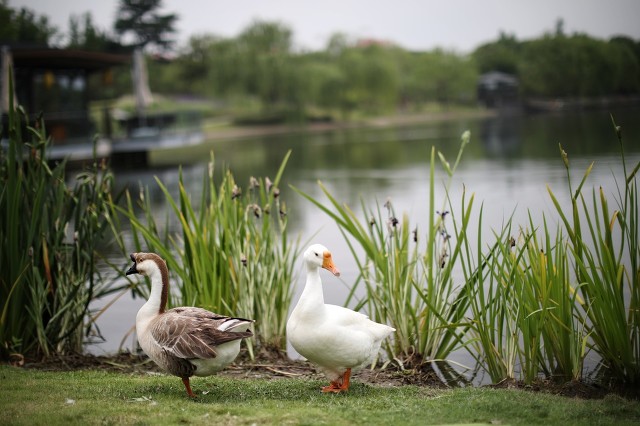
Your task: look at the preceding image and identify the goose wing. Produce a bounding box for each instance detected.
[149,307,253,360]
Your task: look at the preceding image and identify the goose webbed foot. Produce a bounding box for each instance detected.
[182,377,197,398]
[321,368,351,393]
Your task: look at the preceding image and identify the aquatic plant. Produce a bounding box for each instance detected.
[548,117,639,384]
[0,78,119,358]
[462,215,589,384]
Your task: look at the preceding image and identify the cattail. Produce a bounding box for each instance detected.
[559,143,569,170]
[232,185,242,200]
[249,176,259,190]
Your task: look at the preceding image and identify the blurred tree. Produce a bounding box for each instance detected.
[168,34,219,95]
[67,12,120,51]
[393,48,477,109]
[472,32,520,75]
[609,36,640,94]
[296,54,344,112]
[124,18,640,118]
[555,18,565,37]
[113,0,178,52]
[237,21,295,106]
[519,34,630,97]
[207,37,246,97]
[473,28,640,99]
[0,0,58,45]
[325,41,400,116]
[610,35,640,61]
[326,33,350,57]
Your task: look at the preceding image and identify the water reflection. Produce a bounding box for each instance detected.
[90,108,640,377]
[480,116,522,157]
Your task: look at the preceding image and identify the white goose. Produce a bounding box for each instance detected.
[126,252,253,398]
[287,244,395,393]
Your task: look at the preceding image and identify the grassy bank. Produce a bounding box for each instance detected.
[1,366,639,426]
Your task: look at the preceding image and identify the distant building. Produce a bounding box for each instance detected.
[1,45,129,144]
[477,71,519,109]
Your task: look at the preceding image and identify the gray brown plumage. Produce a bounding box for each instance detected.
[126,252,253,397]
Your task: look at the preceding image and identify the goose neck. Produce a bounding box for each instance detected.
[142,264,169,315]
[299,267,325,305]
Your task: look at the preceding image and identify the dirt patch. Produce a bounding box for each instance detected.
[17,352,436,389]
[10,352,639,400]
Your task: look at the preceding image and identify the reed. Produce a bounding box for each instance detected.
[111,151,299,353]
[463,119,635,385]
[462,201,590,385]
[461,214,519,383]
[534,221,589,382]
[0,78,120,358]
[548,118,639,384]
[294,128,604,385]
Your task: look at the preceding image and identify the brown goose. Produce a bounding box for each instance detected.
[125,252,253,398]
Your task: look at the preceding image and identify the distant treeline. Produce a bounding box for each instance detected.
[474,23,640,98]
[2,0,639,118]
[145,21,640,118]
[146,23,477,119]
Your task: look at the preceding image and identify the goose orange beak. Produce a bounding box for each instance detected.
[322,251,340,276]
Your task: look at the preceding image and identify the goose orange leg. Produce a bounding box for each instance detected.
[321,368,352,393]
[182,377,196,398]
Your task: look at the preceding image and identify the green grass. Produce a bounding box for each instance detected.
[1,366,638,425]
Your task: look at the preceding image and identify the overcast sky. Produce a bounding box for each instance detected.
[9,0,640,53]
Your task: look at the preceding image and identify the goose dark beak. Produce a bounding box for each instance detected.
[124,262,138,275]
[125,263,138,275]
[126,254,138,275]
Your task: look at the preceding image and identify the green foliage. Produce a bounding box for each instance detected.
[460,120,638,385]
[0,0,58,45]
[67,12,119,51]
[473,32,521,75]
[403,49,477,106]
[120,21,640,115]
[548,120,639,384]
[114,0,178,52]
[238,21,296,108]
[0,82,121,358]
[463,216,589,384]
[474,31,640,98]
[141,21,478,120]
[111,151,300,352]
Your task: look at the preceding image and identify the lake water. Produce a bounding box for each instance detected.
[88,108,640,372]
